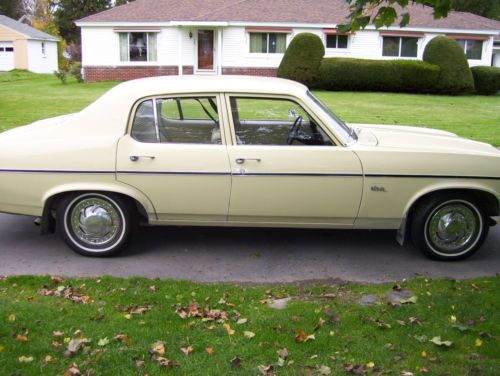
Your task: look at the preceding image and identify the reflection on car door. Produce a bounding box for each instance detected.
[116,96,231,222]
[224,95,363,226]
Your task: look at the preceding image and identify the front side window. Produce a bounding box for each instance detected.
[131,97,221,144]
[326,34,348,49]
[249,33,286,53]
[382,36,418,57]
[119,32,157,62]
[456,39,483,60]
[229,97,333,146]
[41,42,46,56]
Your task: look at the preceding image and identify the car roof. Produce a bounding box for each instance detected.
[109,75,309,98]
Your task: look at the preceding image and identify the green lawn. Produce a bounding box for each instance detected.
[0,71,499,145]
[0,276,498,375]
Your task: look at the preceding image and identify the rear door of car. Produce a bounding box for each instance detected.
[116,94,232,222]
[223,94,363,226]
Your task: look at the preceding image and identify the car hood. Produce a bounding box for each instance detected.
[351,123,499,156]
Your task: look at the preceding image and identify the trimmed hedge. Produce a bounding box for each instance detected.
[471,66,500,95]
[318,58,440,93]
[423,36,474,94]
[277,33,325,87]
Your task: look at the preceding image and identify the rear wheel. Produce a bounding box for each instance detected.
[57,193,132,257]
[411,194,488,261]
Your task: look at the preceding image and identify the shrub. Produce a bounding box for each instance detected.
[53,69,68,84]
[70,62,84,83]
[422,36,474,94]
[471,66,500,95]
[318,58,440,93]
[277,33,325,87]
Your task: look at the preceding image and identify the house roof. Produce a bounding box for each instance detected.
[78,0,500,32]
[0,14,58,41]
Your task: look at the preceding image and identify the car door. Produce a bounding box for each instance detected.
[116,95,232,222]
[224,94,363,226]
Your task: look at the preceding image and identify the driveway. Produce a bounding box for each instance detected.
[0,213,498,283]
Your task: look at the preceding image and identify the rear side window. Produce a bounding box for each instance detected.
[131,97,221,144]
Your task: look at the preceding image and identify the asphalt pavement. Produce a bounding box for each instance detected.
[0,213,498,283]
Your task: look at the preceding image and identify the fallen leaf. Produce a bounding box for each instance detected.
[400,372,414,376]
[0,345,4,353]
[393,283,402,291]
[97,337,109,347]
[310,354,318,359]
[181,345,193,356]
[156,357,179,368]
[244,331,255,339]
[67,338,91,353]
[295,329,315,343]
[475,338,483,347]
[319,365,332,375]
[366,361,375,368]
[124,314,132,320]
[314,317,326,331]
[223,323,235,336]
[237,318,248,325]
[8,314,15,322]
[230,356,242,367]
[18,355,34,363]
[430,336,453,347]
[400,296,418,304]
[151,341,166,356]
[449,315,457,324]
[51,341,61,348]
[16,335,28,342]
[343,363,367,374]
[414,335,427,343]
[51,276,64,284]
[277,348,289,360]
[136,360,145,369]
[114,334,131,345]
[257,364,274,375]
[452,324,469,332]
[206,347,214,355]
[53,330,64,338]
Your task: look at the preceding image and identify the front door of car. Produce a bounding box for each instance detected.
[116,95,231,222]
[224,95,363,226]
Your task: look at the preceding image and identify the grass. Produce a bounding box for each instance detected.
[0,275,498,375]
[0,70,499,145]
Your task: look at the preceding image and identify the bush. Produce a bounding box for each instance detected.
[471,66,500,95]
[318,58,440,93]
[53,69,68,84]
[70,62,84,83]
[423,36,474,94]
[277,33,325,87]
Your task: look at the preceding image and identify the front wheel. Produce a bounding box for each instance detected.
[57,193,132,257]
[411,194,489,261]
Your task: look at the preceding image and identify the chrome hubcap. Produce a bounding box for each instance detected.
[70,198,121,246]
[427,203,478,253]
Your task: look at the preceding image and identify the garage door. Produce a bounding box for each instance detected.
[0,42,14,71]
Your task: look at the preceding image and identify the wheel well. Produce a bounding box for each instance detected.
[400,188,499,244]
[41,191,149,234]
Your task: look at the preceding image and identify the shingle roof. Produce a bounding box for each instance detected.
[77,0,500,32]
[0,14,58,41]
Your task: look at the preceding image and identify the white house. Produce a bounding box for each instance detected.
[76,0,500,82]
[0,15,58,73]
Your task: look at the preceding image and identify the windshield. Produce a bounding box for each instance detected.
[306,91,357,144]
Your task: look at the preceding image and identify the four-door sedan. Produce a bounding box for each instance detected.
[0,76,499,260]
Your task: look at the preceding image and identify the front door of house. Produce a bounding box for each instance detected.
[197,30,214,70]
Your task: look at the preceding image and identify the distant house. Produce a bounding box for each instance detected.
[0,14,58,73]
[76,0,500,82]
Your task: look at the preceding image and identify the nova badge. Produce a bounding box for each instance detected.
[371,185,387,193]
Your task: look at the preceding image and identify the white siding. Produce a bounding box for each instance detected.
[81,27,119,66]
[27,40,57,73]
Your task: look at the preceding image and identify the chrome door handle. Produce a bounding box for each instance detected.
[130,155,156,162]
[235,158,261,164]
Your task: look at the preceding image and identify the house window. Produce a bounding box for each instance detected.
[456,39,483,60]
[41,42,46,56]
[119,32,157,62]
[249,33,286,53]
[326,34,348,49]
[5,47,14,52]
[382,36,418,57]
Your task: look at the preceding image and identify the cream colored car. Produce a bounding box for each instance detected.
[0,76,499,260]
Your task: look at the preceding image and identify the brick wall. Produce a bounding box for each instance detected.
[84,66,277,82]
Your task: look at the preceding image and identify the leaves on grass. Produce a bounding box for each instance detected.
[230,356,242,367]
[176,302,228,322]
[475,338,483,347]
[414,335,427,343]
[244,331,255,339]
[135,360,145,369]
[18,355,34,363]
[53,330,64,338]
[150,341,166,356]
[399,296,418,304]
[257,364,275,375]
[314,317,326,331]
[8,314,15,322]
[113,334,131,345]
[295,329,315,343]
[181,346,193,356]
[50,276,64,284]
[0,345,4,353]
[206,347,214,355]
[15,335,28,342]
[97,337,109,347]
[67,338,91,355]
[157,357,180,368]
[343,363,367,374]
[318,365,332,375]
[430,336,453,347]
[237,318,248,325]
[223,323,235,336]
[277,348,289,360]
[39,286,90,304]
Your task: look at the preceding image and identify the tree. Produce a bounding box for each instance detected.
[451,0,500,21]
[53,0,111,43]
[0,0,22,19]
[341,0,453,31]
[115,0,135,5]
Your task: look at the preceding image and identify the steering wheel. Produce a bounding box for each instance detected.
[286,116,303,145]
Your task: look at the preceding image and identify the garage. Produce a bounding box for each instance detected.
[0,42,15,71]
